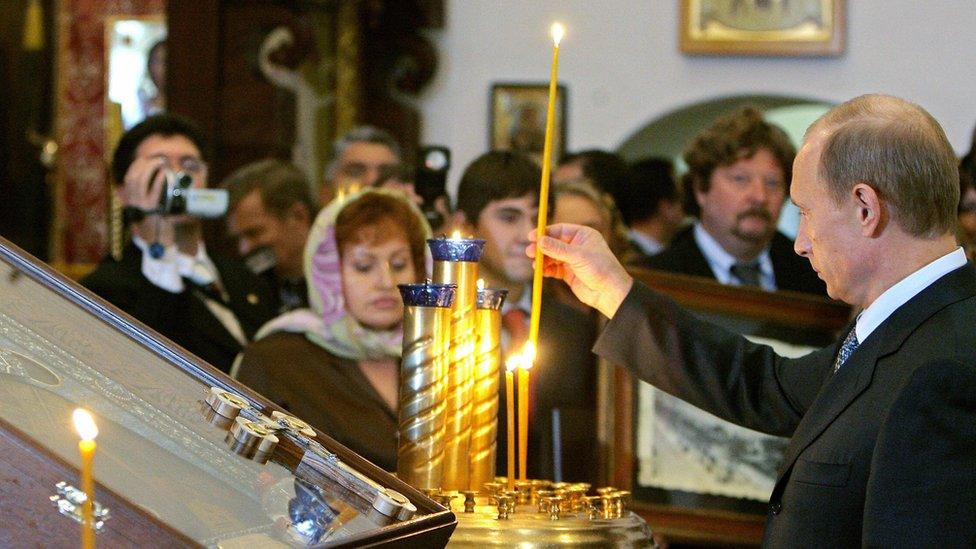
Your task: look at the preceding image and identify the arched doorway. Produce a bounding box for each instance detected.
[617,94,833,238]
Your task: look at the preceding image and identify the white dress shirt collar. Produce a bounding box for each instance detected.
[855,247,967,343]
[628,229,665,256]
[132,236,220,293]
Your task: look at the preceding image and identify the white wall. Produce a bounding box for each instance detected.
[420,1,976,193]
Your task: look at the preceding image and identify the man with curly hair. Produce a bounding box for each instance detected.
[648,107,825,295]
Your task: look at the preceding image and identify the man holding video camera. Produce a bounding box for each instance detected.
[83,114,278,374]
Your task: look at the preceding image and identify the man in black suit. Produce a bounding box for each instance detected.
[530,94,976,547]
[645,108,826,296]
[83,114,278,374]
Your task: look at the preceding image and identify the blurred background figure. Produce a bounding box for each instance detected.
[648,107,826,295]
[554,149,630,202]
[137,39,166,121]
[551,177,637,313]
[621,157,685,261]
[234,189,429,471]
[83,114,278,374]
[222,158,319,313]
[375,161,451,234]
[322,125,401,204]
[375,162,422,205]
[552,177,636,264]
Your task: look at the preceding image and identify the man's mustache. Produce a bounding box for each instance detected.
[736,208,773,222]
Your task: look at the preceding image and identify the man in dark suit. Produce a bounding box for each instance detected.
[83,115,278,374]
[221,159,318,313]
[454,151,598,482]
[644,108,826,296]
[530,94,976,547]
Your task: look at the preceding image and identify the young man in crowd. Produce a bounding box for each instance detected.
[453,150,598,482]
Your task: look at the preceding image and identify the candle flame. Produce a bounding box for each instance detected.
[551,22,565,46]
[73,408,98,441]
[505,353,521,372]
[477,278,485,290]
[451,229,461,239]
[520,342,536,370]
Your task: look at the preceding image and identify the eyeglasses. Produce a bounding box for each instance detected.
[146,154,207,175]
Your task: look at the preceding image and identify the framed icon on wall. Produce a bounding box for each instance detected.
[490,82,567,166]
[680,0,845,56]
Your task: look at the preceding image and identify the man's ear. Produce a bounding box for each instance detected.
[852,182,885,237]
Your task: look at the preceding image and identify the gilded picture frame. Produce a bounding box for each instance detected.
[490,83,567,165]
[680,0,845,56]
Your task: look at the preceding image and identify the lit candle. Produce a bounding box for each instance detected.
[528,22,565,351]
[518,343,536,481]
[73,408,98,549]
[504,353,519,491]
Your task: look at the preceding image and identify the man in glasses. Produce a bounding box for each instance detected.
[83,114,278,374]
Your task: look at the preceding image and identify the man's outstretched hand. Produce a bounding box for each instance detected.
[527,223,633,318]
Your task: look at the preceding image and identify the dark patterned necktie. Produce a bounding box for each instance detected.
[730,261,762,287]
[833,328,859,373]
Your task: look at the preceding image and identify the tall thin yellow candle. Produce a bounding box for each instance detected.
[521,21,564,484]
[73,408,98,549]
[518,343,537,481]
[528,22,564,349]
[504,354,518,491]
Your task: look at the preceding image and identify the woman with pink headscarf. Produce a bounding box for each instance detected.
[234,189,429,470]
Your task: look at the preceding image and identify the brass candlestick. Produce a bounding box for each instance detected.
[469,286,507,491]
[428,236,485,490]
[396,282,456,490]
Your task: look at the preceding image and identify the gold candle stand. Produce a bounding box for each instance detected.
[396,283,456,490]
[428,237,485,490]
[469,286,507,491]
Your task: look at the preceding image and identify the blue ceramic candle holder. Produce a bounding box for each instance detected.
[398,282,457,308]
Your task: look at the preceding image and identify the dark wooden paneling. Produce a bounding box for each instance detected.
[0,0,54,259]
[168,0,298,186]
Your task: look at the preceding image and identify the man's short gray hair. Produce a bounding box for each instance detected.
[326,125,402,180]
[809,94,958,238]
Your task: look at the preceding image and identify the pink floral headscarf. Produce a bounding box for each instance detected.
[256,188,431,360]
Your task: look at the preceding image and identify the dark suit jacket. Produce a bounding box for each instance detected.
[82,243,278,373]
[595,266,976,547]
[639,226,827,296]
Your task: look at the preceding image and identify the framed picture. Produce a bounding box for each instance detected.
[490,83,567,164]
[680,0,845,56]
[597,269,851,546]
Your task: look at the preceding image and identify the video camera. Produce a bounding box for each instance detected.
[156,170,228,218]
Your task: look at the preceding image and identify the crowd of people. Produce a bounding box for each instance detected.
[82,95,976,545]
